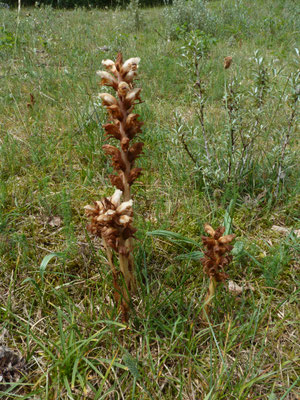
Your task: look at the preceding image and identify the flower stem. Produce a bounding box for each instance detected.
[203,277,217,320]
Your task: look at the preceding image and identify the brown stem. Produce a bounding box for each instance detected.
[102,238,117,274]
[203,277,217,320]
[103,237,130,317]
[118,237,136,294]
[197,106,211,164]
[195,85,211,164]
[179,130,197,164]
[116,77,132,202]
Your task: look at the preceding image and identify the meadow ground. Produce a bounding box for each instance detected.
[0,0,299,398]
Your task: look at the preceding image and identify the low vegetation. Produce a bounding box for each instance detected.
[0,0,299,398]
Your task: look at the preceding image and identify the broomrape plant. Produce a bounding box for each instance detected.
[149,223,236,321]
[201,223,235,319]
[85,53,144,321]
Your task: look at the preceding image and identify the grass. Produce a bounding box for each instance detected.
[0,0,299,398]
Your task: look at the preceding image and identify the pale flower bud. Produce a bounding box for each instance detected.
[126,113,139,128]
[118,81,130,97]
[122,57,140,73]
[125,88,141,104]
[110,189,122,207]
[116,199,133,215]
[119,215,132,225]
[106,210,116,216]
[96,214,112,222]
[84,204,96,212]
[107,105,123,120]
[102,59,117,74]
[218,234,236,244]
[95,201,104,210]
[98,93,118,106]
[123,70,136,83]
[96,70,118,87]
[204,224,215,237]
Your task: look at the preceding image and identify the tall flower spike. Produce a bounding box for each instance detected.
[201,224,235,320]
[85,53,144,322]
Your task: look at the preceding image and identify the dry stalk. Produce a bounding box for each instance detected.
[84,53,144,321]
[275,102,297,198]
[201,224,235,320]
[194,79,211,164]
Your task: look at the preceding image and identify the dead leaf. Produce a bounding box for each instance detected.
[271,225,300,238]
[245,283,255,292]
[228,280,243,295]
[48,216,62,228]
[27,93,35,109]
[98,45,111,52]
[228,280,255,295]
[0,347,26,391]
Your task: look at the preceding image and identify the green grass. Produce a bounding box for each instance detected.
[0,1,299,398]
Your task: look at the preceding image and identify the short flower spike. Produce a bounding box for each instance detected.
[201,224,235,320]
[201,224,235,282]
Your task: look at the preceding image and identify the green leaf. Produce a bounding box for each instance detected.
[176,251,203,260]
[203,387,215,400]
[268,394,277,400]
[232,241,245,256]
[39,252,65,283]
[239,371,278,395]
[22,277,42,297]
[123,351,140,380]
[147,230,200,248]
[224,198,235,234]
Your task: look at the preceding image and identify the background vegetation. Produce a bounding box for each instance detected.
[0,0,299,398]
[7,0,165,9]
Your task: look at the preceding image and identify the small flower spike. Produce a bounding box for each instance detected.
[201,224,235,320]
[201,223,235,282]
[224,56,233,69]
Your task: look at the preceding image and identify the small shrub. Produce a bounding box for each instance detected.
[163,0,217,38]
[14,0,165,7]
[175,49,299,202]
[179,28,217,70]
[0,27,14,49]
[218,0,254,38]
[126,0,143,31]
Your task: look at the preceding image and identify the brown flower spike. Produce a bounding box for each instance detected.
[201,224,235,319]
[224,56,233,69]
[85,53,144,321]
